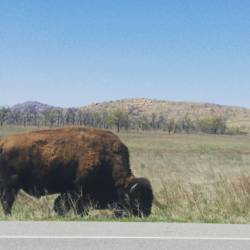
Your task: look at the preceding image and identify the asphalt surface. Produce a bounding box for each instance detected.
[0,222,250,249]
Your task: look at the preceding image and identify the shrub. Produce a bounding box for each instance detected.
[197,117,227,134]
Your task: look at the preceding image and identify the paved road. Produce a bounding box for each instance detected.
[0,222,250,249]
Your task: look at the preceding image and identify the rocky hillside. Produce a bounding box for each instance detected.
[82,98,250,125]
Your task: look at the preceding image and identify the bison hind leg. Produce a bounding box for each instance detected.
[0,188,18,216]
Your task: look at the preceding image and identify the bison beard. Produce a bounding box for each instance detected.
[0,127,153,217]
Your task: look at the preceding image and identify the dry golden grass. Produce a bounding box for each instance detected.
[1,126,250,223]
[119,131,250,223]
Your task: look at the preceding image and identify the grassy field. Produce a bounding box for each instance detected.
[1,126,250,223]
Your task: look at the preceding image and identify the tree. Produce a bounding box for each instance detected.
[53,109,64,126]
[141,115,150,131]
[101,111,110,129]
[198,116,227,134]
[150,113,157,129]
[113,110,127,132]
[182,115,194,134]
[156,115,167,130]
[166,119,175,134]
[10,110,21,125]
[65,108,77,125]
[0,107,10,126]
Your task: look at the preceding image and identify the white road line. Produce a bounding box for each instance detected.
[0,236,250,241]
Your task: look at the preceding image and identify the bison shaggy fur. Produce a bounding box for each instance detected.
[0,127,153,217]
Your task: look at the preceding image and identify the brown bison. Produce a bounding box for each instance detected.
[0,127,153,217]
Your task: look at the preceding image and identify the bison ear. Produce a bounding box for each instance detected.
[130,183,139,193]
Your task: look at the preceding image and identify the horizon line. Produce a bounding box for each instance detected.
[2,98,249,110]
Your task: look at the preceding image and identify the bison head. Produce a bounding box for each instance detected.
[125,177,153,217]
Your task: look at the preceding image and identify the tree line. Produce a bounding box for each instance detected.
[0,106,229,134]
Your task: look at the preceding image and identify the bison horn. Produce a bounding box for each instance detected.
[130,183,139,193]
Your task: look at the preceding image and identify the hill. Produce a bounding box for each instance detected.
[4,98,250,131]
[82,98,250,128]
[11,101,57,113]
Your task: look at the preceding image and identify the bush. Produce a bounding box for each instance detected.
[197,117,227,134]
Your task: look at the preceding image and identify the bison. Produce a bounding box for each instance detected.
[0,127,153,217]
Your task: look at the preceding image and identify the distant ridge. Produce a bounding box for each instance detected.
[8,98,250,128]
[11,101,59,113]
[85,98,247,110]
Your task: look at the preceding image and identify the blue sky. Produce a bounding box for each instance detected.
[0,0,250,108]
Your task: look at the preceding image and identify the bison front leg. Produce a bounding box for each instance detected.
[72,175,91,216]
[53,193,71,216]
[0,188,18,216]
[68,191,90,217]
[54,191,89,216]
